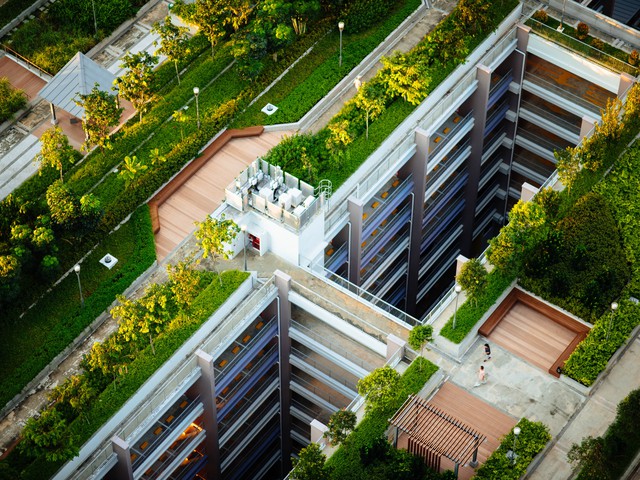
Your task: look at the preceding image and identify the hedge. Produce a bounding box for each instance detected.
[440,269,515,344]
[473,418,551,479]
[0,205,156,408]
[5,270,249,480]
[326,357,439,479]
[562,299,640,386]
[232,0,422,128]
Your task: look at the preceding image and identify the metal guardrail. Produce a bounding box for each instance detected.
[1,43,52,79]
[526,17,637,76]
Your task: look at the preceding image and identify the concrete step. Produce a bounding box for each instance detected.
[0,133,40,173]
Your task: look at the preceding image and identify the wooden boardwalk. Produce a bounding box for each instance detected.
[488,301,577,373]
[0,56,47,101]
[155,130,292,259]
[428,382,517,479]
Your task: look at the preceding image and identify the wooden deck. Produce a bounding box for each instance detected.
[154,130,291,259]
[427,382,517,479]
[479,288,590,376]
[0,56,47,102]
[489,301,576,373]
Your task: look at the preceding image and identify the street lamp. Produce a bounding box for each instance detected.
[506,426,521,466]
[453,284,462,329]
[193,87,200,129]
[559,0,567,31]
[241,225,247,271]
[338,21,345,67]
[91,0,98,36]
[607,301,618,340]
[74,264,84,307]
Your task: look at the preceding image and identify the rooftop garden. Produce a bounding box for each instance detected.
[440,83,640,388]
[0,0,422,415]
[290,357,445,480]
[525,9,638,76]
[263,0,520,187]
[0,265,249,479]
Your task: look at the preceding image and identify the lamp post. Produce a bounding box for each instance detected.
[338,21,344,67]
[607,301,618,340]
[74,264,84,307]
[91,0,98,36]
[241,225,247,271]
[453,284,462,329]
[506,426,521,466]
[193,87,200,129]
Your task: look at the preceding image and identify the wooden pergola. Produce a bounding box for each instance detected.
[389,395,486,478]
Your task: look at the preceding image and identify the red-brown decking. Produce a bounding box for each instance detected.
[149,127,292,260]
[479,288,590,377]
[425,382,517,479]
[0,56,47,101]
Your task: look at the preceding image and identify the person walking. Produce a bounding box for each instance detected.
[484,343,491,362]
[473,365,487,387]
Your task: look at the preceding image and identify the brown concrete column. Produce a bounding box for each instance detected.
[348,197,365,285]
[195,349,221,478]
[111,436,134,480]
[404,128,429,314]
[275,270,292,475]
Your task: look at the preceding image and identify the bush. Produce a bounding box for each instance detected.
[629,50,639,66]
[341,0,392,34]
[0,77,27,122]
[576,22,589,40]
[441,269,515,344]
[474,418,551,479]
[532,9,548,23]
[327,357,439,480]
[591,38,605,50]
[562,299,640,386]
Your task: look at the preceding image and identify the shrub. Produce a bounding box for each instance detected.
[576,22,589,40]
[532,9,548,23]
[341,0,392,34]
[0,77,27,122]
[440,269,515,344]
[562,299,640,386]
[629,50,639,66]
[457,258,488,307]
[590,38,605,50]
[474,418,551,479]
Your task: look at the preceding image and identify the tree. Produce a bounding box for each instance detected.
[46,181,102,235]
[324,409,356,445]
[75,84,123,152]
[35,126,75,181]
[290,0,320,35]
[357,366,401,412]
[486,200,548,275]
[0,254,21,304]
[555,146,580,192]
[408,324,433,361]
[0,77,27,122]
[457,258,488,307]
[173,108,189,140]
[167,260,202,310]
[380,52,430,105]
[110,283,173,355]
[18,408,78,462]
[568,436,610,480]
[353,79,387,139]
[193,0,227,58]
[153,16,191,85]
[194,214,240,284]
[291,443,330,480]
[119,155,148,188]
[116,51,158,122]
